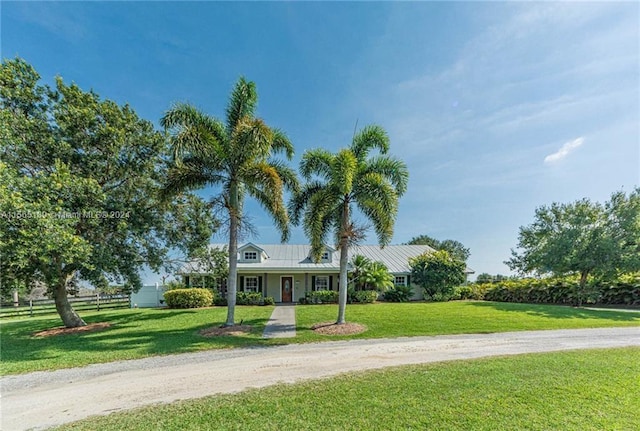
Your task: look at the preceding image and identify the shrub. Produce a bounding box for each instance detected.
[212,292,274,306]
[482,274,640,306]
[262,296,275,306]
[452,284,488,301]
[382,285,414,302]
[354,290,378,304]
[213,293,227,306]
[429,292,452,302]
[164,288,213,309]
[236,292,263,305]
[164,280,186,291]
[306,290,339,304]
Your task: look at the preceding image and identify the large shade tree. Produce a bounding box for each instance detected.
[406,234,470,263]
[161,77,298,326]
[290,126,408,324]
[506,188,640,306]
[0,58,217,327]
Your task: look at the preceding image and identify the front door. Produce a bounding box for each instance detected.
[281,276,293,303]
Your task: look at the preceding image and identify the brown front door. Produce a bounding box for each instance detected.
[281,277,293,303]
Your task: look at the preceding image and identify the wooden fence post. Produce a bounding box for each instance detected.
[29,299,33,317]
[96,293,100,311]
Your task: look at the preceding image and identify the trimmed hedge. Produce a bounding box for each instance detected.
[300,289,379,305]
[304,290,339,304]
[212,292,275,306]
[164,288,213,309]
[476,274,640,306]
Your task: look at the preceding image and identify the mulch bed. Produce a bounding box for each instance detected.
[33,322,112,338]
[199,325,253,337]
[311,321,367,335]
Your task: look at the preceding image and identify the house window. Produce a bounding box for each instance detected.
[315,276,329,291]
[244,276,259,292]
[321,252,330,261]
[244,251,257,261]
[394,276,406,286]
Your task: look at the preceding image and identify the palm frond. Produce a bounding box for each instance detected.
[351,125,390,160]
[271,128,295,160]
[304,188,341,261]
[267,159,300,194]
[225,77,258,134]
[161,159,226,201]
[230,117,273,164]
[331,149,358,195]
[299,148,334,180]
[360,155,409,196]
[288,181,326,225]
[161,103,226,161]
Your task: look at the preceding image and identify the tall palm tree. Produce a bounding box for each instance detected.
[161,77,298,326]
[290,125,408,324]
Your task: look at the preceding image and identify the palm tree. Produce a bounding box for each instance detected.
[363,261,394,291]
[349,254,371,290]
[161,77,298,326]
[290,125,408,324]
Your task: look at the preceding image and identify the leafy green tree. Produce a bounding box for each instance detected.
[410,250,466,298]
[406,234,470,262]
[161,77,298,326]
[0,58,217,327]
[506,189,640,306]
[475,273,494,284]
[190,246,229,292]
[290,125,408,324]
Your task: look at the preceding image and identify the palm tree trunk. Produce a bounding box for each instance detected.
[54,277,86,328]
[225,181,239,326]
[336,200,350,324]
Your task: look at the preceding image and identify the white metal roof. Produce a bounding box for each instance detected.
[179,243,476,275]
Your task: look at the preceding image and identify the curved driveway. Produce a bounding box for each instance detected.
[2,327,640,431]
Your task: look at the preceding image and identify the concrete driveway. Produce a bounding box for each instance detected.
[2,327,639,430]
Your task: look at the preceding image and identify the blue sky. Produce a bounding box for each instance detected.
[3,1,639,282]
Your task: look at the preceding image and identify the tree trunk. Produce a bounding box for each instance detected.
[336,200,350,325]
[54,279,86,328]
[577,270,589,307]
[225,181,239,327]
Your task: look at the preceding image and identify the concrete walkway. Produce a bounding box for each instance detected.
[262,304,296,338]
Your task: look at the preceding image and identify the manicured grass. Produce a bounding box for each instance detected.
[2,301,639,375]
[57,347,640,431]
[295,301,640,342]
[0,306,274,375]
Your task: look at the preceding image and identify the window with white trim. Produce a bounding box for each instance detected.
[314,276,329,291]
[321,252,330,261]
[244,276,259,292]
[394,275,406,286]
[243,251,258,261]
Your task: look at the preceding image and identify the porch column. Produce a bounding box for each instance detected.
[263,272,268,297]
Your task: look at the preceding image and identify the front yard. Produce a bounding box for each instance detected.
[2,301,639,375]
[55,347,640,431]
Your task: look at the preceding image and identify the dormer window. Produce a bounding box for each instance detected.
[244,251,258,261]
[321,252,330,261]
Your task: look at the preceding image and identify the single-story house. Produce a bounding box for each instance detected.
[179,243,474,303]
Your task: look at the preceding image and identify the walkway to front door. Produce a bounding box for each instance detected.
[262,305,296,339]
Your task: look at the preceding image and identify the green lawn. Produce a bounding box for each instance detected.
[294,301,640,342]
[56,347,640,431]
[2,301,639,375]
[0,306,275,375]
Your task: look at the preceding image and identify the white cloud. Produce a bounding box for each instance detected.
[544,137,585,164]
